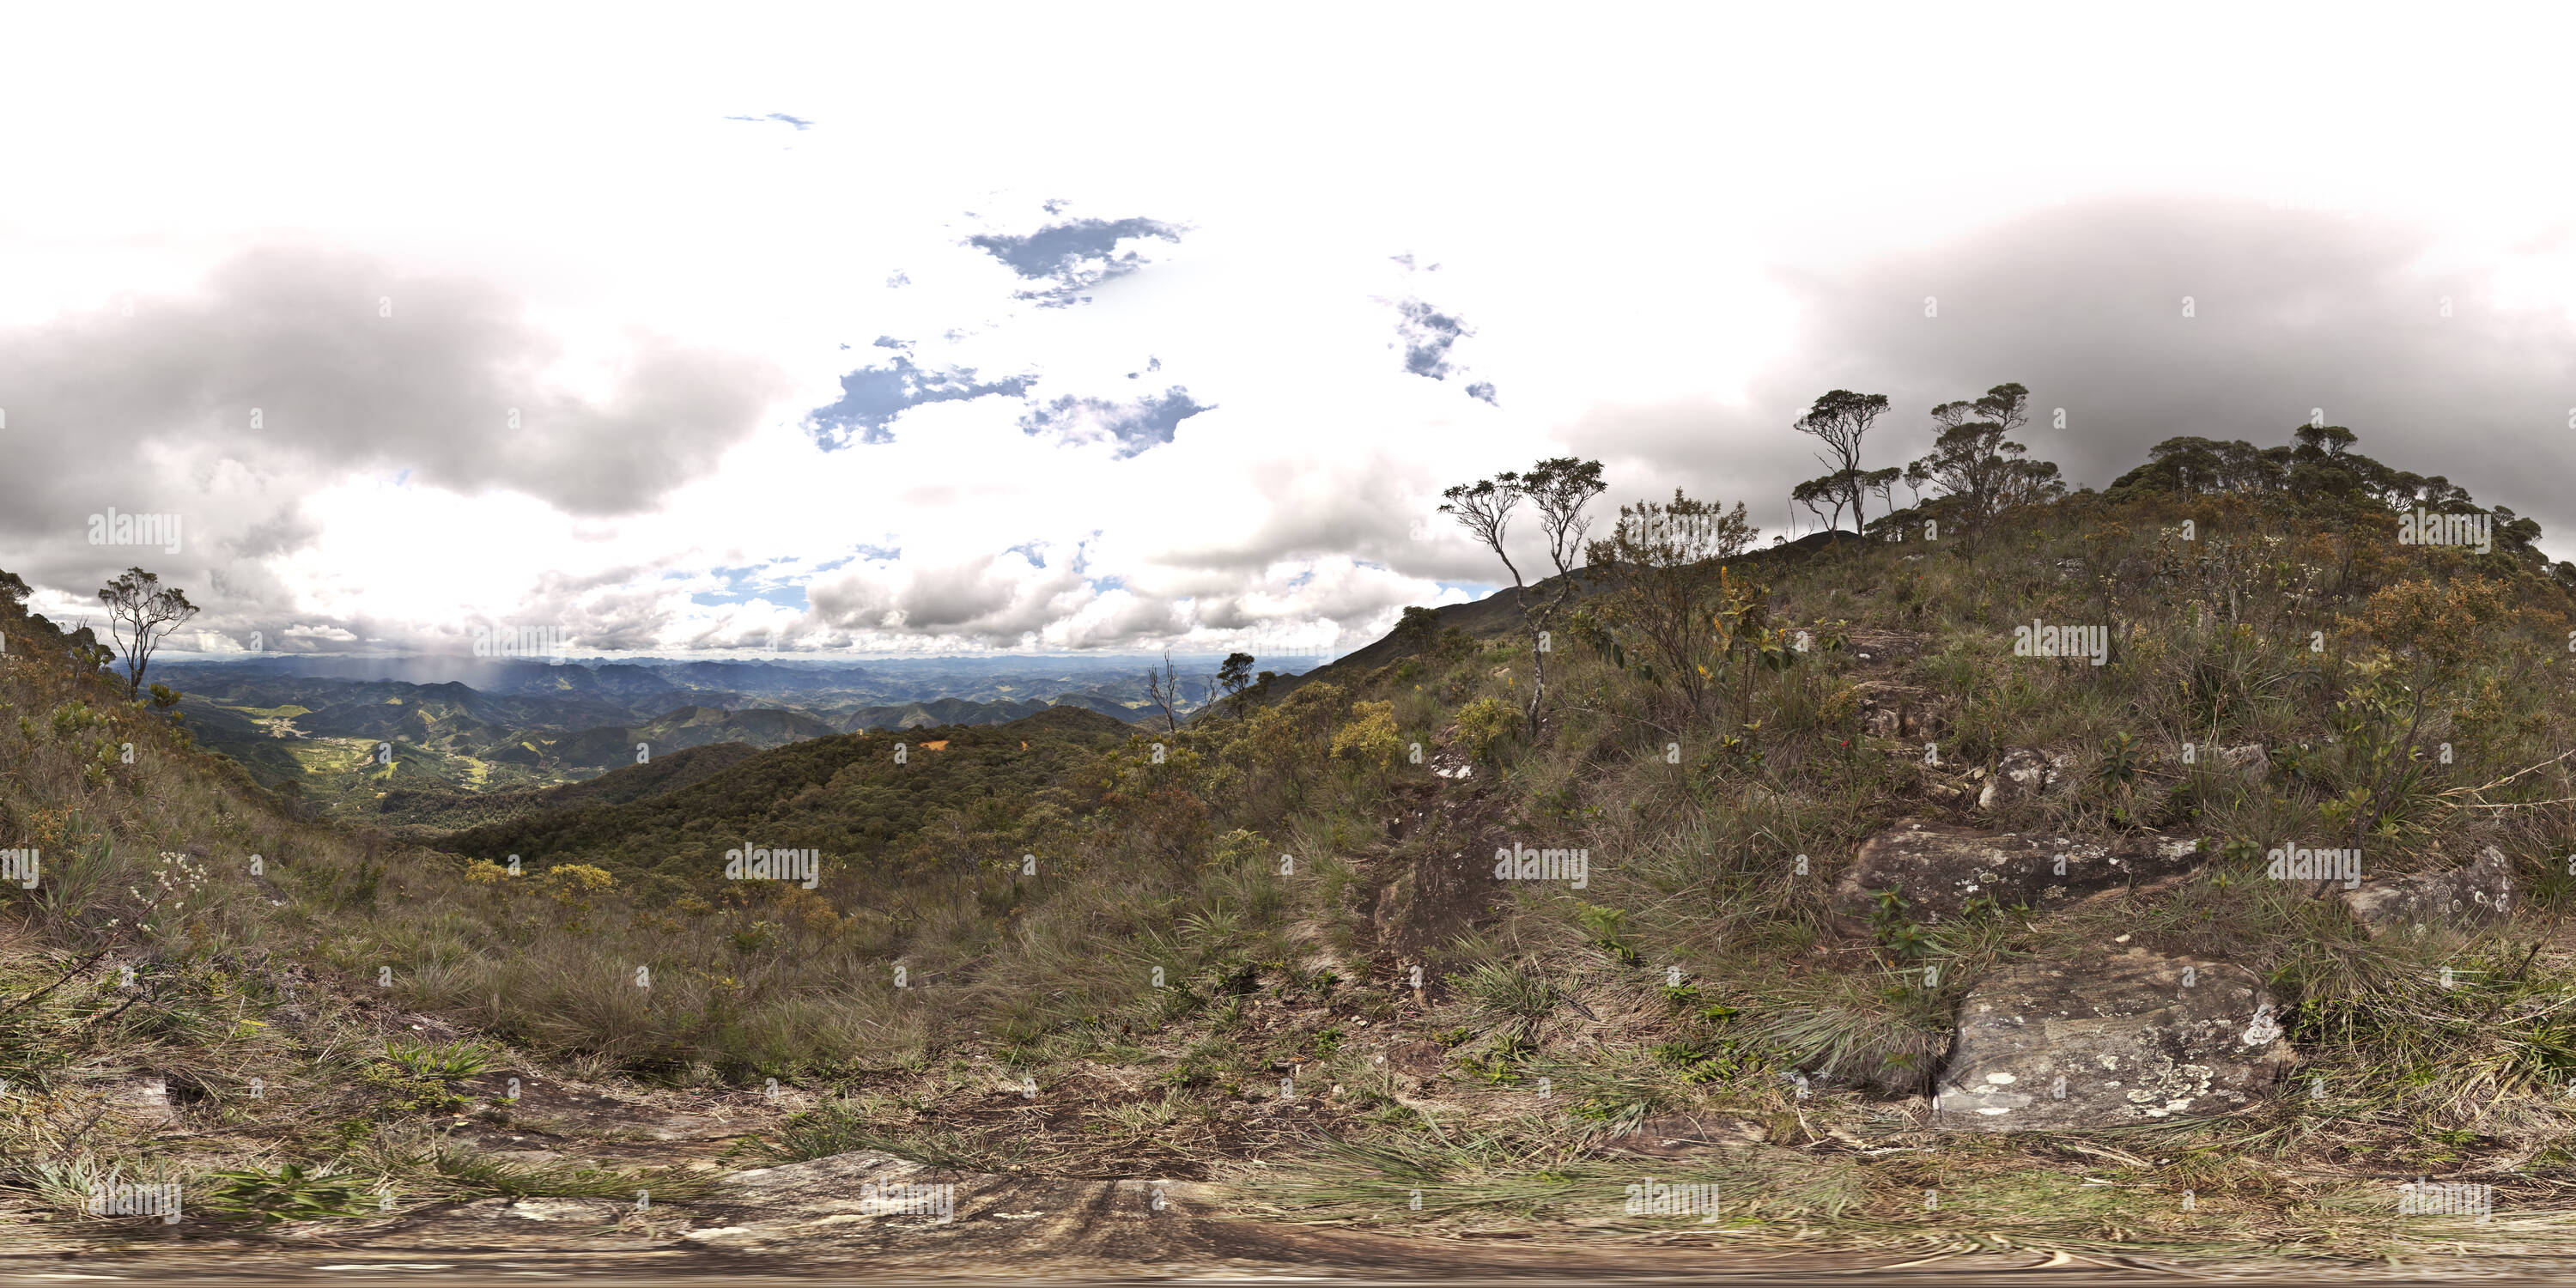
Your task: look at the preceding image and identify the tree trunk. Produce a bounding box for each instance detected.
[1527,622,1547,737]
[1499,557,1543,738]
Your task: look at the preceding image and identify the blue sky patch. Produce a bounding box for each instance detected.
[969,216,1182,307]
[807,355,1038,448]
[1018,386,1212,458]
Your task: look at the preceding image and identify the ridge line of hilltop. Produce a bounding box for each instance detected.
[1230,529,1868,714]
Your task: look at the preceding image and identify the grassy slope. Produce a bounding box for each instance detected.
[437,705,1134,902]
[368,740,769,835]
[6,469,2576,1256]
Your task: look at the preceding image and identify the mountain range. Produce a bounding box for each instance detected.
[154,653,1284,821]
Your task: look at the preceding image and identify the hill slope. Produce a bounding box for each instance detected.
[436,704,1134,901]
[7,421,2576,1267]
[370,739,768,835]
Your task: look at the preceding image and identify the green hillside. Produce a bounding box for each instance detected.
[174,676,851,819]
[436,705,1133,902]
[368,740,767,835]
[6,417,2576,1261]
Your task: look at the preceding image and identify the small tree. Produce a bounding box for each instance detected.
[1791,390,1892,532]
[1903,383,2063,535]
[1217,652,1255,720]
[1149,654,1185,737]
[98,567,197,701]
[1143,650,1185,732]
[1392,605,1442,651]
[1860,465,1901,520]
[1580,489,1757,717]
[1792,467,1895,535]
[1790,474,1850,533]
[1523,457,1607,587]
[1442,458,1605,735]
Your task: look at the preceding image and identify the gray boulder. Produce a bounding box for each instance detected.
[2342,847,2515,937]
[1932,951,2290,1131]
[1831,818,2201,927]
[1857,683,1938,739]
[1978,747,2071,810]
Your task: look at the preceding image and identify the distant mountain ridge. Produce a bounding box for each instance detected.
[155,652,1316,820]
[833,696,1055,731]
[551,705,843,769]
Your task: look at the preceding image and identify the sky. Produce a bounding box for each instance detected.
[6,3,2576,661]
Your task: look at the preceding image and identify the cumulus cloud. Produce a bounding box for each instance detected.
[0,245,783,627]
[1775,199,2576,504]
[1564,197,2576,552]
[792,529,1455,657]
[1178,556,1460,649]
[0,246,780,525]
[808,545,1099,642]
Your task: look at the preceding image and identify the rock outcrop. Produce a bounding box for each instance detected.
[1978,747,2071,810]
[1857,683,1939,739]
[1931,951,2289,1131]
[1831,818,2202,927]
[2342,847,2515,936]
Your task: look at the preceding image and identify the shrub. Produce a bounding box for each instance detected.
[2348,575,2523,673]
[536,864,617,927]
[1329,701,1402,772]
[1455,697,1516,762]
